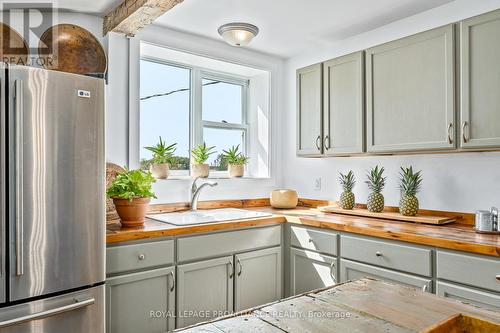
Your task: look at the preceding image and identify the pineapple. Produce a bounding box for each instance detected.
[399,166,422,216]
[339,171,356,210]
[365,166,386,213]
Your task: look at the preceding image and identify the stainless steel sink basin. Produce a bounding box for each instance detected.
[147,208,272,226]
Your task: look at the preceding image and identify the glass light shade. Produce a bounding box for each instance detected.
[218,23,259,47]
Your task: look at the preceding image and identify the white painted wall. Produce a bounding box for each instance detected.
[106,25,286,203]
[282,0,500,213]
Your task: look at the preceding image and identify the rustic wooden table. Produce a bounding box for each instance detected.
[176,278,500,333]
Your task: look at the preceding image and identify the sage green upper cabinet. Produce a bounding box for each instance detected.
[366,25,456,153]
[323,51,365,155]
[297,63,323,156]
[460,10,500,149]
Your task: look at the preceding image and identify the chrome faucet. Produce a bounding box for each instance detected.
[190,177,218,211]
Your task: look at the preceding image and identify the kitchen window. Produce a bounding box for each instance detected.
[140,59,250,176]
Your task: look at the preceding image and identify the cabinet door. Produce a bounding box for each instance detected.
[340,259,432,292]
[366,25,455,153]
[235,247,282,311]
[289,248,336,296]
[437,281,500,311]
[106,267,175,333]
[297,63,323,156]
[460,10,500,148]
[323,51,364,155]
[177,256,234,328]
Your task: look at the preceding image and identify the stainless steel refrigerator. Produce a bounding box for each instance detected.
[0,64,105,332]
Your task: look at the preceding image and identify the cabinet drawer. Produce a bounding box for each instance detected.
[177,226,281,262]
[340,259,432,292]
[290,226,338,256]
[341,235,432,276]
[437,251,500,293]
[106,239,174,275]
[436,281,500,312]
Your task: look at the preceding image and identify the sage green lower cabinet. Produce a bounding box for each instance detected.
[234,247,282,311]
[176,256,234,328]
[289,248,336,295]
[340,259,432,292]
[106,266,175,333]
[436,281,500,311]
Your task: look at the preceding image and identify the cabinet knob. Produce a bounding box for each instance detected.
[138,254,145,260]
[375,251,383,257]
[308,238,314,243]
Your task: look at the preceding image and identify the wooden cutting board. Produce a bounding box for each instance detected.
[318,206,457,225]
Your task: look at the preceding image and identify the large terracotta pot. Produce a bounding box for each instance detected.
[113,197,151,227]
[191,164,209,178]
[150,163,170,179]
[228,164,244,177]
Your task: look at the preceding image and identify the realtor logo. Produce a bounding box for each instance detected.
[1,2,57,66]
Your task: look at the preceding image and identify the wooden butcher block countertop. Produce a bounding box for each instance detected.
[175,278,500,332]
[106,199,500,257]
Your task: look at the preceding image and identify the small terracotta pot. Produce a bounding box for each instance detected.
[228,164,244,177]
[270,189,298,209]
[191,164,209,178]
[150,163,170,179]
[113,197,151,227]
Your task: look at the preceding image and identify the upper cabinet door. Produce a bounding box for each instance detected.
[297,63,323,156]
[323,51,365,155]
[460,10,500,149]
[366,25,456,153]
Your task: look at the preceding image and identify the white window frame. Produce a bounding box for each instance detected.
[140,56,250,177]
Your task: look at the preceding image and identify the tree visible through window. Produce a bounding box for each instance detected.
[140,59,249,174]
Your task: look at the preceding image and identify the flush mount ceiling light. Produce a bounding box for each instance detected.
[218,22,259,47]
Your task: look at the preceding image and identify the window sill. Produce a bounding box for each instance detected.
[155,175,271,181]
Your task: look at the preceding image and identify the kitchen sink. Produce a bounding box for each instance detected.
[147,208,273,226]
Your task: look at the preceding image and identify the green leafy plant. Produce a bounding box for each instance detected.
[144,137,177,165]
[106,168,157,201]
[191,142,216,164]
[222,145,249,165]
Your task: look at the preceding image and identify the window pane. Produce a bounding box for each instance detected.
[140,60,190,170]
[202,79,243,124]
[203,127,244,171]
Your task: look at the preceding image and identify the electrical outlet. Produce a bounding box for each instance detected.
[314,177,322,191]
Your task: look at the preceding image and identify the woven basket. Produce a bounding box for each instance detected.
[106,163,125,221]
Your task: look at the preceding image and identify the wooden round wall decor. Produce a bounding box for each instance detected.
[38,24,107,75]
[0,23,29,65]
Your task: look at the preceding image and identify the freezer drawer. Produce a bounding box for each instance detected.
[0,285,104,333]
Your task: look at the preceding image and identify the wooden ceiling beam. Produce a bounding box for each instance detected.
[103,0,183,36]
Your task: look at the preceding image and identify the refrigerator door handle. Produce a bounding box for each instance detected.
[0,296,95,328]
[14,79,23,276]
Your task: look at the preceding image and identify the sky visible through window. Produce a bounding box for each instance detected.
[140,59,245,170]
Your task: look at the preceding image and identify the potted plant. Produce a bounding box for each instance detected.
[338,170,356,210]
[106,168,156,227]
[365,165,386,213]
[399,166,422,216]
[144,137,177,179]
[222,144,249,177]
[191,142,216,178]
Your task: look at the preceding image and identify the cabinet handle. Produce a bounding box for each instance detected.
[447,123,453,144]
[169,271,175,292]
[315,135,321,150]
[237,258,242,276]
[138,254,145,260]
[375,251,383,257]
[228,261,234,279]
[330,261,336,283]
[422,284,428,292]
[496,275,500,282]
[462,121,468,143]
[324,136,330,150]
